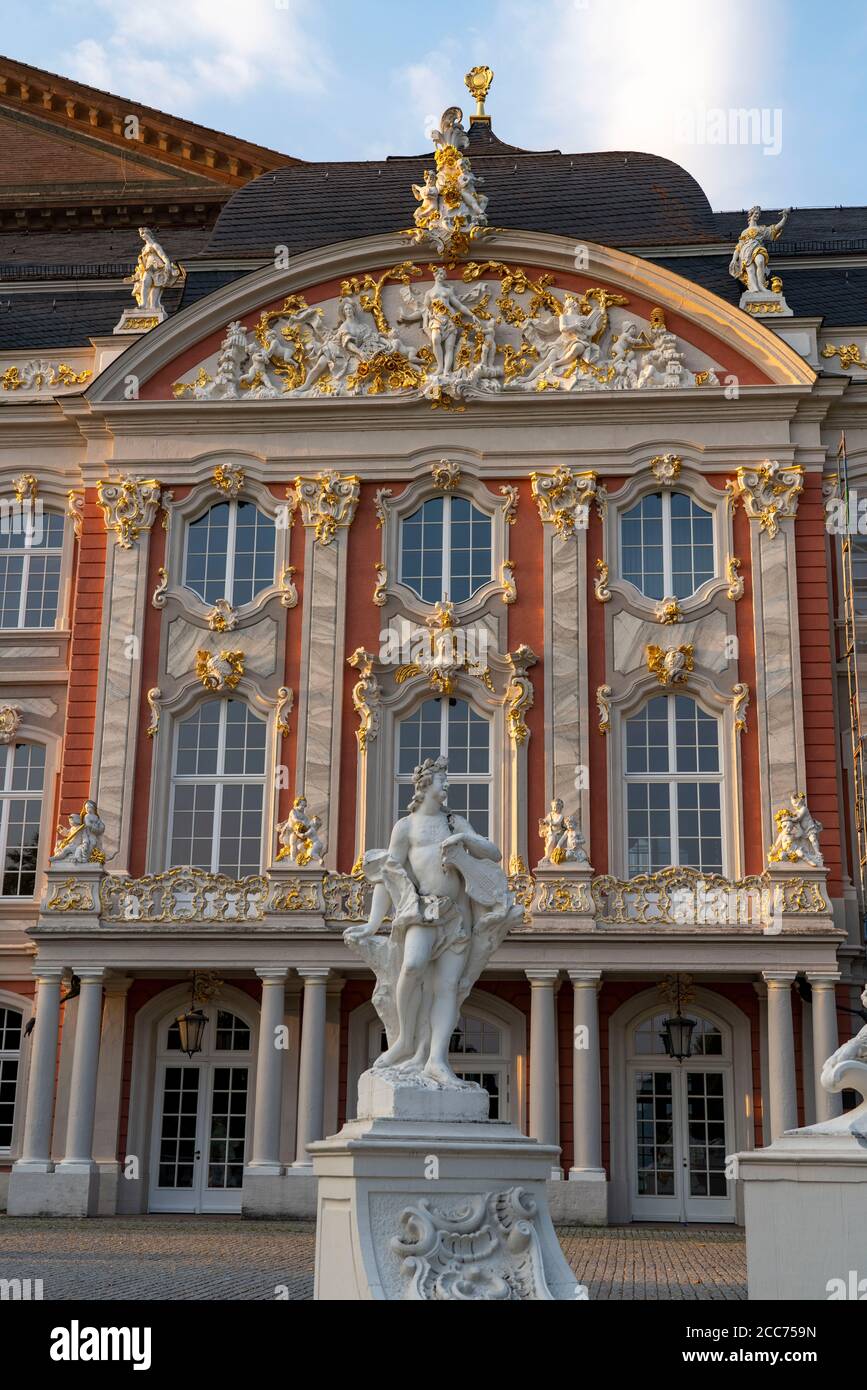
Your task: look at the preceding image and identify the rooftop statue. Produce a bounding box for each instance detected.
[729,206,790,310]
[343,755,523,1089]
[127,227,183,313]
[409,105,488,255]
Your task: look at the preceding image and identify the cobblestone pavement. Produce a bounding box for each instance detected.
[0,1217,746,1301]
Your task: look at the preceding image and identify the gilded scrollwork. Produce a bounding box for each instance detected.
[0,705,22,743]
[646,643,694,686]
[279,565,299,608]
[195,649,244,692]
[212,463,245,499]
[67,490,84,540]
[348,646,382,750]
[206,598,238,632]
[152,566,169,609]
[726,556,744,601]
[373,563,388,607]
[500,559,517,604]
[96,476,162,548]
[291,471,360,545]
[531,467,601,539]
[732,682,750,734]
[45,876,98,913]
[145,687,162,739]
[650,453,681,487]
[431,459,461,491]
[821,342,867,372]
[730,461,803,539]
[504,644,537,745]
[500,484,519,524]
[596,684,612,734]
[275,686,294,739]
[594,559,611,603]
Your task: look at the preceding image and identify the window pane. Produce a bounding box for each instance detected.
[1,744,45,897]
[620,494,664,600]
[0,509,64,628]
[185,503,230,605]
[230,502,276,607]
[669,492,715,598]
[400,498,444,603]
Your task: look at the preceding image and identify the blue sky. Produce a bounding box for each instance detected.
[5,0,867,211]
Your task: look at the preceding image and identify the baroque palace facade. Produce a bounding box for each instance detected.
[0,57,866,1225]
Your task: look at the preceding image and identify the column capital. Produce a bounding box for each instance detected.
[102,974,133,998]
[762,971,797,988]
[32,966,65,985]
[525,968,561,986]
[805,972,841,987]
[75,967,106,984]
[568,969,602,987]
[255,967,290,985]
[298,968,332,985]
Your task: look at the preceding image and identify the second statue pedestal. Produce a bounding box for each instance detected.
[309,1110,585,1301]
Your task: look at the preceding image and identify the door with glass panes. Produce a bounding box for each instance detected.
[149,1008,253,1213]
[628,1011,734,1222]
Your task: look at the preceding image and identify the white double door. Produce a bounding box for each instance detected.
[629,1062,735,1222]
[149,1057,251,1213]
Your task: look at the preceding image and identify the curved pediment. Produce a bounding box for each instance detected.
[87,230,815,407]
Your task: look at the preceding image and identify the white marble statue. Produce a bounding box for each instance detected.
[523,294,603,388]
[538,800,589,865]
[128,227,183,312]
[728,206,790,293]
[408,106,488,254]
[50,799,105,864]
[343,755,523,1087]
[768,792,824,867]
[818,986,867,1138]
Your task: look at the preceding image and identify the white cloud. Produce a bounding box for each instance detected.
[63,0,331,116]
[503,0,789,207]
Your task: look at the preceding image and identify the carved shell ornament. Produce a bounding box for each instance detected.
[195,649,245,692]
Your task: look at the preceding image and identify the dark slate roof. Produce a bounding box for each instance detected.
[204,140,721,258]
[0,225,213,273]
[654,256,867,325]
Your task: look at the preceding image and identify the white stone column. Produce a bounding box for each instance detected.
[763,972,798,1140]
[15,968,64,1170]
[568,970,604,1178]
[247,968,289,1174]
[808,972,843,1124]
[293,969,331,1166]
[526,969,561,1176]
[57,968,105,1170]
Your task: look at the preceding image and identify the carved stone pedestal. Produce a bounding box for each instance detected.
[309,1116,586,1301]
[737,1110,867,1300]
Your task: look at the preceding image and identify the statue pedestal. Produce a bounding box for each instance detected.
[738,288,793,318]
[113,306,167,335]
[309,1116,585,1301]
[737,1113,867,1299]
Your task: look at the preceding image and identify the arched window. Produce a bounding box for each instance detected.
[624,695,723,876]
[399,495,492,604]
[0,510,64,628]
[0,741,45,897]
[633,1012,724,1057]
[396,696,491,836]
[183,500,276,607]
[0,1003,22,1150]
[168,699,267,876]
[620,491,714,600]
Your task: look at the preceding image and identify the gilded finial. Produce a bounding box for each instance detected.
[465,65,494,119]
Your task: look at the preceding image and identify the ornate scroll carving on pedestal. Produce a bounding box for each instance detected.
[291,471,360,545]
[500,559,517,604]
[730,461,803,539]
[392,1187,587,1301]
[67,490,84,539]
[373,563,388,607]
[280,565,299,608]
[500,484,518,524]
[96,476,162,548]
[768,793,824,867]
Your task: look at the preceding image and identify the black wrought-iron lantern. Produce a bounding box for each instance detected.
[176,994,208,1058]
[659,977,695,1061]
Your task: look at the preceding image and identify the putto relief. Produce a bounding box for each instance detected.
[171,263,721,409]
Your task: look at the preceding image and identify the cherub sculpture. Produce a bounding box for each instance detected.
[51,800,105,864]
[276,795,316,866]
[768,793,824,867]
